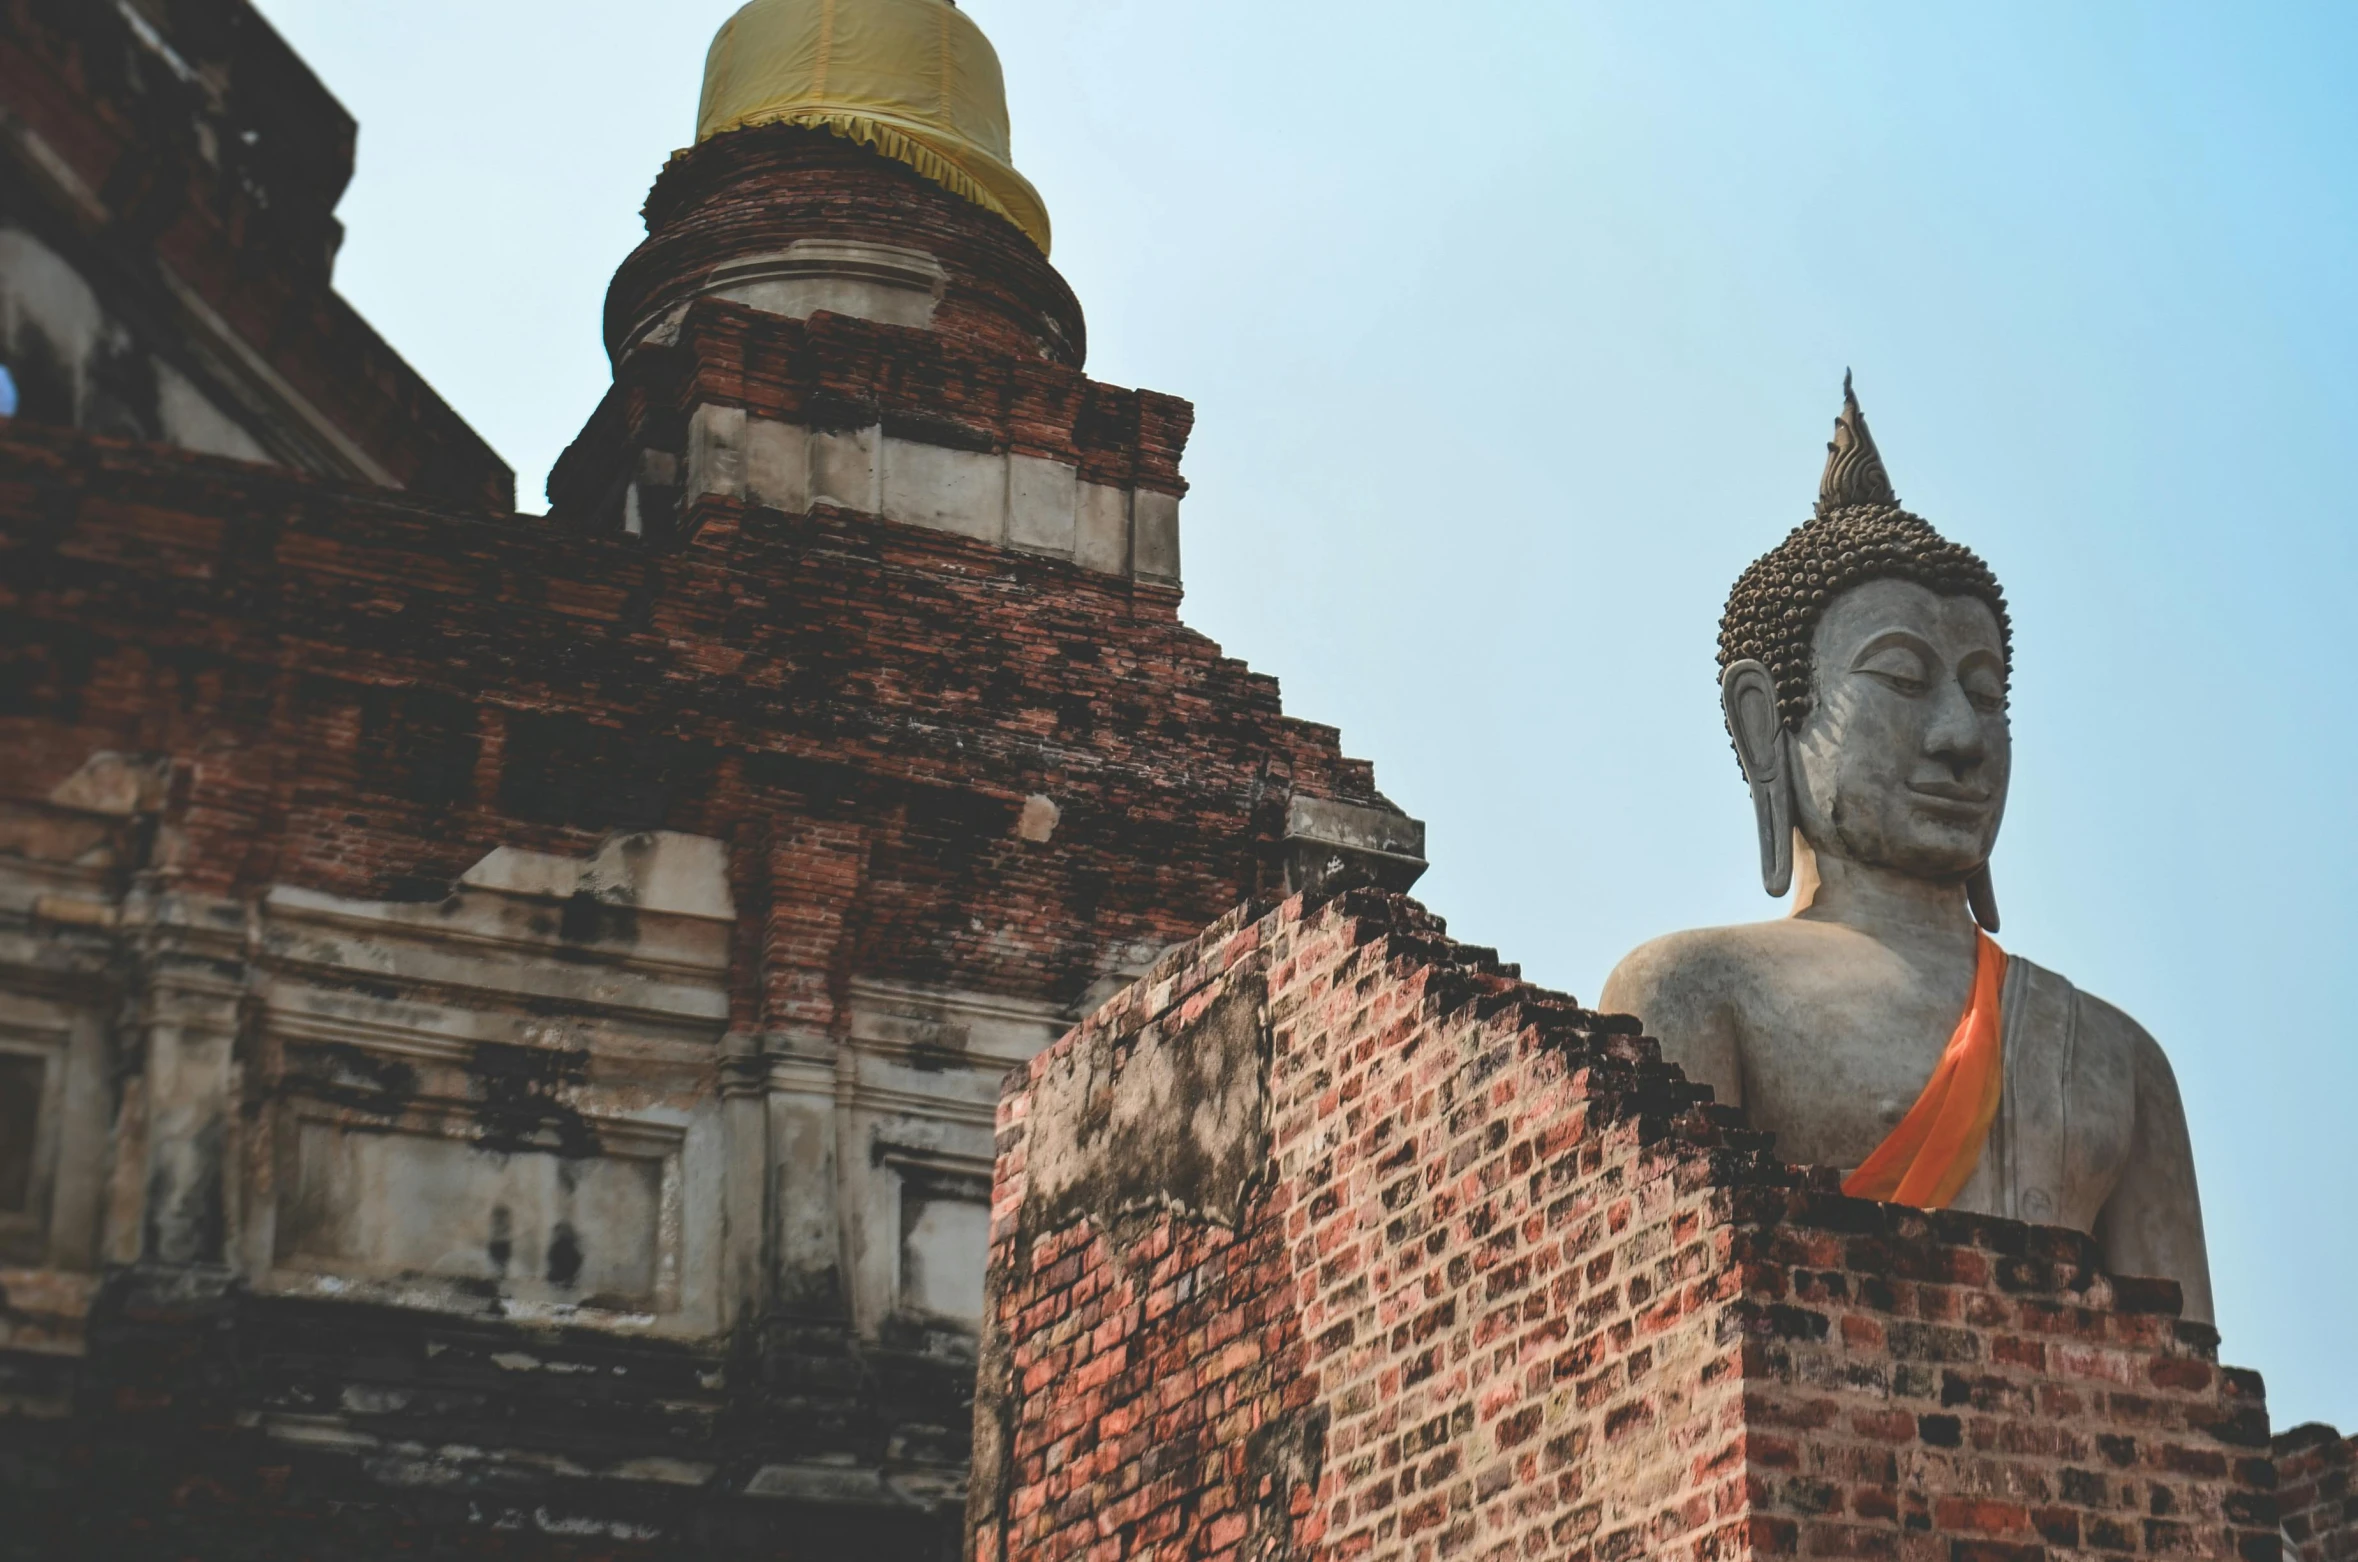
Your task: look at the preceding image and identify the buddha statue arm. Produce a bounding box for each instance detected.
[1600,934,1746,1111]
[2087,1005,2215,1325]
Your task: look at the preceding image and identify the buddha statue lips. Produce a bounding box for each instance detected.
[1600,374,2213,1323]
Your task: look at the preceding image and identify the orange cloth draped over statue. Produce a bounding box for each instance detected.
[1842,932,2007,1210]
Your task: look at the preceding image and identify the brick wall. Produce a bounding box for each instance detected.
[0,420,1366,995]
[0,368,1400,1553]
[2280,1425,2355,1562]
[0,0,513,505]
[549,295,1191,541]
[973,891,2279,1562]
[605,126,1088,370]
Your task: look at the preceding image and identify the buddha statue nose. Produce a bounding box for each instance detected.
[1925,682,1987,774]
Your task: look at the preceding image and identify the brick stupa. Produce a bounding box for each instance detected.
[0,0,1417,1555]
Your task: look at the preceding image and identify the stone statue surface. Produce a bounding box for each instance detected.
[1601,377,2213,1322]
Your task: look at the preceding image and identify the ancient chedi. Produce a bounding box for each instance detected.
[1602,377,2209,1320]
[0,0,1420,1556]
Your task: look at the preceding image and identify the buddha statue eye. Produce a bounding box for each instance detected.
[1851,642,1933,695]
[1959,664,2006,713]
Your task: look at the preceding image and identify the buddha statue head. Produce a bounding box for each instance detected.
[1718,375,2014,929]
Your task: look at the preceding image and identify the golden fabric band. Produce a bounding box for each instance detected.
[697,0,1053,255]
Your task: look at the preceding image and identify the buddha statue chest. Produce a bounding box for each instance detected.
[1722,931,2138,1231]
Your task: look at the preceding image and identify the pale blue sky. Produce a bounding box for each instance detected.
[256,1,2358,1429]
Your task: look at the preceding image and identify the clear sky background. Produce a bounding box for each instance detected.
[254,0,2358,1430]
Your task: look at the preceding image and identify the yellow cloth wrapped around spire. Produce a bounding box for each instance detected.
[696,0,1052,255]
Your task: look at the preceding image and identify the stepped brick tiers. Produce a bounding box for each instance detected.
[0,0,1422,1555]
[972,890,2310,1562]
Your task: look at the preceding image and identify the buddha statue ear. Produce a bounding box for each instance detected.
[1966,864,2001,933]
[1721,659,1795,898]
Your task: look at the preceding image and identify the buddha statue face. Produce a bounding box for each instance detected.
[1787,577,2010,882]
[1716,376,2015,922]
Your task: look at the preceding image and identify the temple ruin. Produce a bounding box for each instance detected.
[0,2,2346,1559]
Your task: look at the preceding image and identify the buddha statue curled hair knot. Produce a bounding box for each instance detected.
[1718,374,2014,739]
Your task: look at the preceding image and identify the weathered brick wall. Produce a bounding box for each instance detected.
[0,421,1366,1001]
[0,372,1396,1554]
[2279,1425,2356,1562]
[0,0,514,505]
[605,126,1088,370]
[549,294,1193,541]
[973,891,2279,1562]
[0,50,1421,1539]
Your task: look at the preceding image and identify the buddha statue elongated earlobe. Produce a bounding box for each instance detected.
[1721,658,1795,898]
[1966,863,2001,933]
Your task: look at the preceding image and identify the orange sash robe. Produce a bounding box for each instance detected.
[1841,932,2007,1210]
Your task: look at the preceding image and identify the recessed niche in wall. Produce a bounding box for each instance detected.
[274,1109,681,1311]
[898,1174,989,1326]
[0,1051,44,1215]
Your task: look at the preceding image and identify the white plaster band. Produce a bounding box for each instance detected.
[684,406,1181,585]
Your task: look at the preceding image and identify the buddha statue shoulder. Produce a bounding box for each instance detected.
[1601,376,2212,1322]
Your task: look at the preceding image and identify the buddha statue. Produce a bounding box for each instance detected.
[1601,376,2213,1321]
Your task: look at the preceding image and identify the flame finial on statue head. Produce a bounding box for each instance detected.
[1818,369,1898,514]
